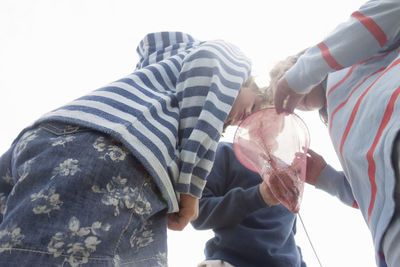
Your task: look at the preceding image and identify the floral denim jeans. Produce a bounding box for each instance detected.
[0,122,168,267]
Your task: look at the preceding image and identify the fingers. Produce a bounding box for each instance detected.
[285,93,303,114]
[274,84,287,114]
[306,148,319,157]
[167,194,199,231]
[307,148,327,166]
[274,78,293,114]
[267,170,301,213]
[167,213,190,231]
[273,77,304,114]
[305,148,327,185]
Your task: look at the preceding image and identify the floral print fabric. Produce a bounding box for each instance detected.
[0,122,168,266]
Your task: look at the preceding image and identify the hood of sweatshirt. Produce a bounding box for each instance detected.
[135,31,201,69]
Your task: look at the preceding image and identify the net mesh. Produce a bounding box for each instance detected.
[233,108,310,213]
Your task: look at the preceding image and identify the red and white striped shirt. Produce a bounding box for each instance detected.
[284,1,400,266]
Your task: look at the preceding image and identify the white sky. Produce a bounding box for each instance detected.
[0,0,377,266]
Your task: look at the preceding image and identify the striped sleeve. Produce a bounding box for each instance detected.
[285,0,400,94]
[175,40,251,198]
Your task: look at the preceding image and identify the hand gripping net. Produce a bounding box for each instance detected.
[233,108,310,213]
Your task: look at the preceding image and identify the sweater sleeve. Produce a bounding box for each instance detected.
[174,41,251,198]
[192,186,268,230]
[315,164,358,208]
[191,144,267,230]
[285,0,400,94]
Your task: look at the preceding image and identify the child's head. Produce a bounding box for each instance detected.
[267,49,328,124]
[224,76,272,131]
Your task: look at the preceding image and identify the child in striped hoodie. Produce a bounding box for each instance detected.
[272,1,400,266]
[0,31,263,267]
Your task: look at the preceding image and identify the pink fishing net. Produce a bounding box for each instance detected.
[233,108,310,213]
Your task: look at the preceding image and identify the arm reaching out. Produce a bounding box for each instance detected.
[274,0,400,113]
[305,148,357,208]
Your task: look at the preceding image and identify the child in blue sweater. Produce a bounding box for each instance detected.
[192,142,307,267]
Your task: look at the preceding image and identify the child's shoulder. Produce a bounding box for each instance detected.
[217,141,234,155]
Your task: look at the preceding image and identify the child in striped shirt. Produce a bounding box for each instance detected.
[272,1,400,266]
[0,31,265,267]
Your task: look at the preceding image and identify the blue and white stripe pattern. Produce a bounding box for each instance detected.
[36,32,251,212]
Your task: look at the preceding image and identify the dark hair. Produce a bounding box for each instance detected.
[319,106,328,125]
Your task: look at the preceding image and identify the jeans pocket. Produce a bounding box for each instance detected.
[39,121,89,136]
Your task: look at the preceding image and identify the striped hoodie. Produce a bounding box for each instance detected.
[35,32,251,212]
[284,1,400,266]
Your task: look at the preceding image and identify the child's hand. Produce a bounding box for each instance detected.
[305,148,327,185]
[267,169,301,213]
[259,181,280,206]
[167,194,199,231]
[274,77,304,114]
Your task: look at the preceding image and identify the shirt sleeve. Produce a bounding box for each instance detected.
[285,0,400,94]
[191,144,267,230]
[315,164,358,208]
[174,41,251,198]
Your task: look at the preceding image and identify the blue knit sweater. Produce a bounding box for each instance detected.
[31,32,251,212]
[191,142,306,267]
